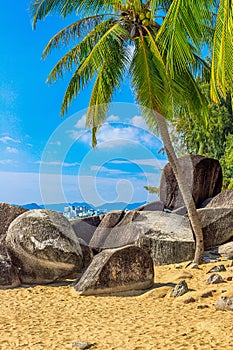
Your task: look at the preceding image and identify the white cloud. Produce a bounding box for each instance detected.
[37,161,80,167]
[130,115,147,129]
[107,115,120,122]
[97,124,138,145]
[0,159,15,165]
[74,114,87,129]
[134,158,165,167]
[107,158,167,169]
[49,141,61,146]
[0,136,21,144]
[90,165,130,175]
[6,147,18,154]
[67,129,89,141]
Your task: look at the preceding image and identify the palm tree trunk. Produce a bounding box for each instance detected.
[154,111,204,264]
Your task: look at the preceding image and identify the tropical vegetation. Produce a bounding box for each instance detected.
[30,0,233,263]
[171,81,233,189]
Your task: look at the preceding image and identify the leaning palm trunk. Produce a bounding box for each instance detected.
[154,111,204,264]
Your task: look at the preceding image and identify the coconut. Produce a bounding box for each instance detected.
[142,19,149,26]
[139,13,145,20]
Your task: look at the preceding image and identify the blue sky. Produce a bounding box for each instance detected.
[0,1,167,206]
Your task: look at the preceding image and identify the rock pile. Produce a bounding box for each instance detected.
[0,155,232,296]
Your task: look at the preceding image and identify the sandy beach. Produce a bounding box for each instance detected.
[1,260,233,350]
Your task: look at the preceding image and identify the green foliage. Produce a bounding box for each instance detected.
[220,134,233,189]
[172,81,233,189]
[144,185,160,194]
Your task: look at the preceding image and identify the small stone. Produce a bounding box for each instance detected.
[71,341,95,349]
[215,296,233,311]
[201,291,213,298]
[171,280,189,297]
[197,305,209,309]
[183,297,195,304]
[207,264,226,273]
[206,273,224,285]
[174,264,182,269]
[189,263,199,269]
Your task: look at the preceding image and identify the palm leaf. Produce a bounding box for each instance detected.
[44,19,114,83]
[42,15,111,58]
[31,0,123,27]
[86,43,129,146]
[156,0,212,77]
[60,22,129,115]
[211,0,233,103]
[130,30,168,133]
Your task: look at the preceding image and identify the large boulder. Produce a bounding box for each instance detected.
[218,242,233,259]
[89,210,125,249]
[90,210,141,250]
[71,215,104,245]
[0,254,20,289]
[206,189,233,209]
[136,200,164,212]
[160,155,222,210]
[134,212,195,265]
[197,208,233,248]
[74,245,154,295]
[0,203,27,254]
[88,210,195,265]
[6,209,83,284]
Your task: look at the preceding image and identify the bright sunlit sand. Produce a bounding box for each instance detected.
[1,260,233,350]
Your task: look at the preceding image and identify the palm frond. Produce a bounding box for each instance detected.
[211,0,233,103]
[86,44,129,146]
[156,0,212,77]
[44,19,114,84]
[130,30,168,133]
[60,22,129,115]
[31,0,123,27]
[42,15,113,58]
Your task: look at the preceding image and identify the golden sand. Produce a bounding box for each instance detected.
[1,260,233,350]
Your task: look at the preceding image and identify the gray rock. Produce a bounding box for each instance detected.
[215,295,233,311]
[172,206,187,216]
[170,280,189,297]
[89,211,195,265]
[218,242,233,259]
[71,215,104,245]
[206,188,233,209]
[92,210,141,250]
[6,209,83,284]
[207,264,226,273]
[0,203,27,254]
[135,212,195,265]
[183,297,196,304]
[71,341,95,349]
[136,200,164,212]
[206,273,224,284]
[200,198,213,208]
[0,254,20,289]
[197,208,233,248]
[160,155,222,210]
[89,210,125,249]
[74,245,154,296]
[201,291,213,298]
[79,241,93,268]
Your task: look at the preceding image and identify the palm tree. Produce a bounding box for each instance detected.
[30,0,233,264]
